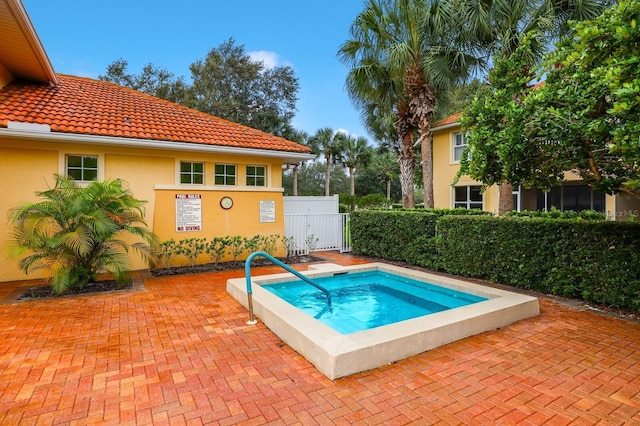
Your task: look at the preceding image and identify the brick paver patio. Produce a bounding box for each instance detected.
[0,252,638,425]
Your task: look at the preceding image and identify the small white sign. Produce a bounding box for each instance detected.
[259,200,276,223]
[175,194,202,232]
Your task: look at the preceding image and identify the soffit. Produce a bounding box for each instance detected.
[0,0,57,83]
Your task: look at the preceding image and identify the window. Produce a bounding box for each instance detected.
[452,132,467,162]
[66,155,98,181]
[454,185,483,209]
[215,164,236,186]
[246,165,266,186]
[180,162,204,184]
[536,184,605,212]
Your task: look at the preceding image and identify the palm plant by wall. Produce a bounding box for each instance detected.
[6,175,158,295]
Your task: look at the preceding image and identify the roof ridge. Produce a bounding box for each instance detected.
[0,74,311,154]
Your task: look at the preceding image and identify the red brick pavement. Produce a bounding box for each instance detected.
[0,252,639,425]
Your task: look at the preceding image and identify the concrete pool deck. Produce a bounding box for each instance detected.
[0,251,638,424]
[227,262,540,379]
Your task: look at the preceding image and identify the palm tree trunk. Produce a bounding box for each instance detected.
[400,157,415,208]
[292,163,299,196]
[349,166,355,196]
[325,154,331,196]
[399,131,415,209]
[386,178,391,200]
[498,181,514,216]
[421,130,434,208]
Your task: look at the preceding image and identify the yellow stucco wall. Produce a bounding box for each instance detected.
[432,126,499,212]
[0,136,288,282]
[432,122,627,216]
[0,145,58,281]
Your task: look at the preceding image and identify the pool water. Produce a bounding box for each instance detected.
[263,271,487,334]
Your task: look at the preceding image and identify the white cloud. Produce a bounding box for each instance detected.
[335,128,359,139]
[248,50,280,69]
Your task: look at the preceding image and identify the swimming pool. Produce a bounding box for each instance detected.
[226,263,539,379]
[263,271,488,334]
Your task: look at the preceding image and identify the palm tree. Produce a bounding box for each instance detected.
[7,176,158,294]
[339,0,481,208]
[450,0,610,213]
[281,128,310,196]
[337,135,374,195]
[373,150,400,200]
[308,127,345,196]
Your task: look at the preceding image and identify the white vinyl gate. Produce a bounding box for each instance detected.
[284,213,351,256]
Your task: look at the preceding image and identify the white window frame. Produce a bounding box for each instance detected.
[178,161,205,185]
[453,185,483,210]
[246,165,267,187]
[452,132,467,164]
[61,153,103,183]
[214,163,237,186]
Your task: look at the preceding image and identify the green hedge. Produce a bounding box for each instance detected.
[506,209,606,220]
[437,216,640,311]
[350,209,489,268]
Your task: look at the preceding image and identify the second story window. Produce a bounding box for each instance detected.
[215,164,236,186]
[452,132,467,162]
[67,155,98,181]
[246,165,266,186]
[180,162,204,184]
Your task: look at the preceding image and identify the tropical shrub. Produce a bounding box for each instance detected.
[7,176,157,294]
[177,237,207,266]
[155,239,179,269]
[305,234,319,253]
[282,235,297,258]
[243,235,261,258]
[205,236,231,268]
[258,234,280,256]
[228,235,245,261]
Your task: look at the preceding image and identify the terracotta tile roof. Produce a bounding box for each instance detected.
[432,82,545,130]
[0,74,311,154]
[432,112,462,128]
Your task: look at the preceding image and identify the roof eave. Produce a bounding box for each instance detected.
[432,121,461,132]
[5,0,58,84]
[0,128,317,162]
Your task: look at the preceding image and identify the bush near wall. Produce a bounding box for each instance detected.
[350,209,489,268]
[437,216,640,311]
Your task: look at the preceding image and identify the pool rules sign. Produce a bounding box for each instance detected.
[175,194,202,232]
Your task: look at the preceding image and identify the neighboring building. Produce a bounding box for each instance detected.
[431,113,640,219]
[0,0,315,282]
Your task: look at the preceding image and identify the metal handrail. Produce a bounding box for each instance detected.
[244,251,332,325]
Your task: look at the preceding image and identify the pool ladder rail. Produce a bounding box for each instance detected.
[244,251,332,325]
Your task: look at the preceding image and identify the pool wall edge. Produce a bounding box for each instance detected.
[226,263,540,379]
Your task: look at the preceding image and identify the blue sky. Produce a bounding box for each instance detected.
[22,1,372,142]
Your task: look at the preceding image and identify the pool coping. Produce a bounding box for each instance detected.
[226,262,540,380]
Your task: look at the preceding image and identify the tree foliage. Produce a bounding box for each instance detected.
[458,35,560,190]
[100,38,299,136]
[356,149,401,200]
[336,135,373,195]
[307,128,346,196]
[186,38,299,136]
[449,0,610,214]
[339,0,481,208]
[525,0,640,197]
[282,163,349,196]
[7,176,158,294]
[99,59,190,103]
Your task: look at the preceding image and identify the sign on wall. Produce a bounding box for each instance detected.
[259,200,276,223]
[175,194,202,232]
